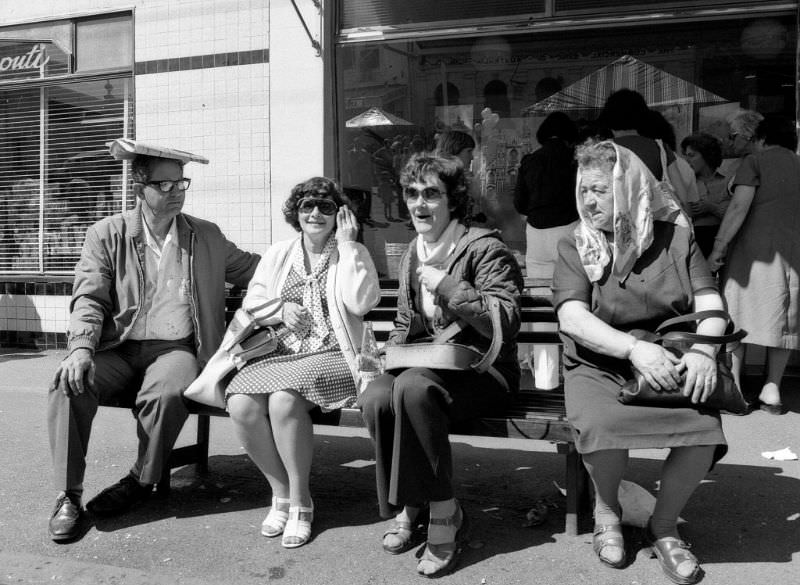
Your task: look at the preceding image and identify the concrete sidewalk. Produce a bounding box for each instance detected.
[1,349,799,585]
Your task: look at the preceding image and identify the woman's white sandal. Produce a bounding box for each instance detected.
[281,502,314,548]
[261,496,290,537]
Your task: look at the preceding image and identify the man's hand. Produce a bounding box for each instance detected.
[51,348,95,397]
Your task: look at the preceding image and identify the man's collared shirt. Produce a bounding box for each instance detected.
[129,215,193,341]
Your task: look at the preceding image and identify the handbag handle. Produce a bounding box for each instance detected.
[472,296,504,373]
[654,310,747,346]
[430,296,505,374]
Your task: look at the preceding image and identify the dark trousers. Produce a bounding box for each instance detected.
[48,338,198,495]
[359,367,508,518]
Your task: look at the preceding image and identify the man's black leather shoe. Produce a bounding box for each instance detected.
[49,492,82,541]
[86,474,153,517]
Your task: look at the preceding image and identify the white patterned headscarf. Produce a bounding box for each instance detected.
[574,140,689,283]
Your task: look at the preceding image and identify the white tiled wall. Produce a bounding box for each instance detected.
[4,0,281,256]
[135,64,271,252]
[3,0,327,340]
[0,295,70,333]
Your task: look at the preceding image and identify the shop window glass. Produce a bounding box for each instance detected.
[0,88,40,272]
[76,15,133,72]
[0,78,134,273]
[0,22,72,80]
[335,14,796,278]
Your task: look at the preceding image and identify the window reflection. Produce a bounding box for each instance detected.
[336,15,797,277]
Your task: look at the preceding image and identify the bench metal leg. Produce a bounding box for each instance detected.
[157,465,172,496]
[561,442,586,536]
[196,414,210,475]
[155,413,212,495]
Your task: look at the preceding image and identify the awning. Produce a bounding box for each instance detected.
[345,107,414,128]
[523,55,728,115]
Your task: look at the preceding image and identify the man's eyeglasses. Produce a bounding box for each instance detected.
[144,178,191,193]
[402,187,445,203]
[297,198,338,215]
[729,133,750,142]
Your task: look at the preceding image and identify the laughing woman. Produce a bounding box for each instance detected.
[225,177,380,548]
[359,153,523,578]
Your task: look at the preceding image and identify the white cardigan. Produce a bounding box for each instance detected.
[241,236,381,383]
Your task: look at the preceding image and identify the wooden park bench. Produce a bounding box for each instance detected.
[106,279,591,535]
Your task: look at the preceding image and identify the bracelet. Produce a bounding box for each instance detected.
[624,338,638,360]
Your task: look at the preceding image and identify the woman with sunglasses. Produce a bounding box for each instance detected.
[224,177,380,548]
[359,153,523,578]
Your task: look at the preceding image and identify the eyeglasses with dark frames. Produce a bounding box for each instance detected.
[297,198,338,215]
[143,178,191,193]
[402,187,445,203]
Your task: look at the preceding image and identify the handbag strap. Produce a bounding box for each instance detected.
[430,296,505,374]
[655,310,729,332]
[655,310,746,345]
[472,296,504,373]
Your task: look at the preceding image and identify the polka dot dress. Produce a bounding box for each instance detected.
[226,248,357,411]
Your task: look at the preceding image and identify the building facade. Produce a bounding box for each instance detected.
[1,0,797,353]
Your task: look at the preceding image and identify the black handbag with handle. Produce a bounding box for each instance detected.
[383,296,509,391]
[618,310,749,414]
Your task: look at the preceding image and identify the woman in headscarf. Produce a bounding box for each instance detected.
[553,140,728,585]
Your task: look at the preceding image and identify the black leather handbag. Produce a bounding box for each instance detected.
[618,310,749,414]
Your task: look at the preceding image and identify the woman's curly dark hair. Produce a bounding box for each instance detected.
[399,152,470,221]
[680,132,723,171]
[282,177,351,232]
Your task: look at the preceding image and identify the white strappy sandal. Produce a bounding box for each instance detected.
[261,496,290,537]
[281,500,314,548]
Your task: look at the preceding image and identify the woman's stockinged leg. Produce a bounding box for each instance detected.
[227,393,289,497]
[652,445,715,539]
[582,449,628,524]
[760,346,790,406]
[730,343,745,395]
[582,449,629,566]
[268,390,315,507]
[648,445,715,582]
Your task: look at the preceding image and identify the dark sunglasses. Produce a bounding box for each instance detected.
[143,178,191,193]
[298,198,338,215]
[402,187,445,203]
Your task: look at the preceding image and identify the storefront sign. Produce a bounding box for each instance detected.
[0,43,50,74]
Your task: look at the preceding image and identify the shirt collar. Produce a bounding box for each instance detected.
[141,211,178,253]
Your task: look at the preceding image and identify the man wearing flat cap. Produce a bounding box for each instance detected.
[47,140,260,541]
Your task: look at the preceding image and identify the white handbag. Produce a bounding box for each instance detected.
[184,302,285,408]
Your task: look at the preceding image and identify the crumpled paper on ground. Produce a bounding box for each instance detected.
[761,447,798,461]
